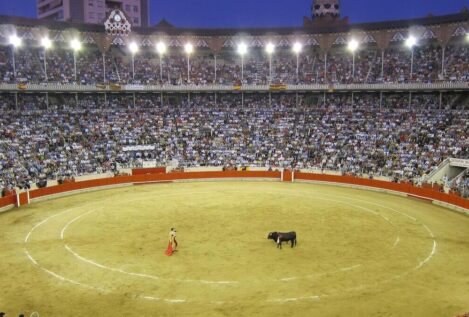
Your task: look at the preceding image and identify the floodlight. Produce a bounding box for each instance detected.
[184,43,194,55]
[405,36,417,48]
[41,37,52,49]
[156,42,167,55]
[293,42,303,54]
[9,35,22,48]
[237,43,248,56]
[129,42,139,54]
[266,43,275,55]
[348,39,359,52]
[70,39,81,51]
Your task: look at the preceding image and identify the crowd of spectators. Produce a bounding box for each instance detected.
[0,41,467,85]
[0,93,467,196]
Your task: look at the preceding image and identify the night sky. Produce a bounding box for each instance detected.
[0,0,468,28]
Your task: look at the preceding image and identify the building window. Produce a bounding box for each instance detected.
[125,4,131,12]
[57,9,63,19]
[133,17,139,24]
[88,0,93,6]
[89,12,95,19]
[134,5,138,13]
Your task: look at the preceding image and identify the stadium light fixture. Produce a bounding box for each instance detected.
[70,39,82,51]
[41,37,52,82]
[9,35,22,81]
[184,43,194,55]
[292,42,303,82]
[405,36,417,80]
[237,43,248,56]
[347,39,359,52]
[9,35,22,48]
[237,43,248,83]
[129,42,139,55]
[265,42,275,55]
[348,39,359,80]
[156,42,167,83]
[41,37,52,50]
[184,43,194,83]
[156,42,167,55]
[265,43,275,84]
[70,39,81,82]
[292,42,303,54]
[405,36,417,48]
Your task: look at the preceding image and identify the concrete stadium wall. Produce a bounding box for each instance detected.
[1,170,467,216]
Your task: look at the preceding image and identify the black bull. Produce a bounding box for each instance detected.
[267,231,297,249]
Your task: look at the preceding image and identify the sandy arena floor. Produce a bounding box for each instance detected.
[1,181,469,317]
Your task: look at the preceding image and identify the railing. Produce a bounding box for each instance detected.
[0,82,468,93]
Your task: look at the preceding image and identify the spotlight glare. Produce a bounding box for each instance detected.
[70,39,81,51]
[9,35,22,48]
[266,42,275,55]
[405,36,417,48]
[184,43,194,55]
[41,37,52,49]
[347,39,359,52]
[237,43,248,56]
[129,42,139,54]
[293,42,302,54]
[156,42,167,55]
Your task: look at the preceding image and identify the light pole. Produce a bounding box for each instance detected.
[41,37,52,82]
[214,54,217,84]
[129,42,139,81]
[265,42,275,84]
[156,42,166,83]
[184,43,194,83]
[347,39,359,81]
[237,43,248,83]
[70,39,81,82]
[293,42,302,83]
[9,35,22,81]
[405,36,417,81]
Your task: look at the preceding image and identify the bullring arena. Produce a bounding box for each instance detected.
[1,172,469,316]
[1,0,469,316]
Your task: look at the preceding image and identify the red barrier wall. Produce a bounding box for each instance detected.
[0,195,17,209]
[29,171,282,200]
[283,170,293,182]
[295,173,469,210]
[3,171,467,212]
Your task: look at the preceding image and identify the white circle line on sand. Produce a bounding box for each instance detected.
[267,295,321,303]
[24,190,217,303]
[24,249,108,293]
[337,194,438,268]
[277,264,362,282]
[56,189,429,287]
[61,210,97,240]
[58,191,392,285]
[23,185,438,304]
[65,241,238,284]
